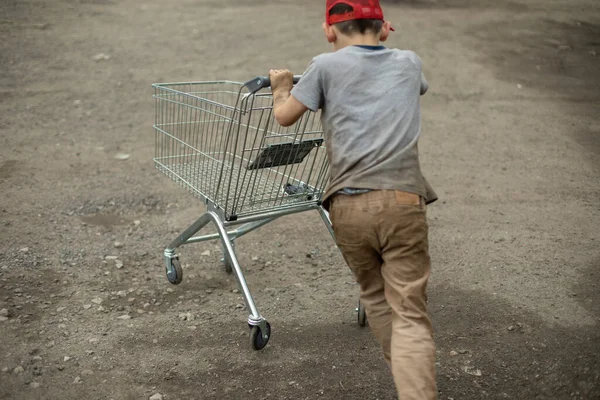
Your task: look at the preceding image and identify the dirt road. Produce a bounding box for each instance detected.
[1,0,598,399]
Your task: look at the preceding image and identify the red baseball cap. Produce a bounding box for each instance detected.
[326,0,395,31]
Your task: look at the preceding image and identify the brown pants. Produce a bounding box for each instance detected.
[329,190,437,400]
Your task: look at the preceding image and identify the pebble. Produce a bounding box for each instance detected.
[13,366,25,374]
[0,316,8,322]
[507,325,515,331]
[73,376,82,384]
[14,288,23,293]
[149,393,164,400]
[88,338,99,345]
[29,382,41,388]
[0,308,8,317]
[32,356,42,362]
[117,315,132,320]
[20,247,29,253]
[201,250,211,256]
[114,153,129,160]
[1,367,8,373]
[91,297,103,305]
[83,304,92,310]
[114,241,124,249]
[64,356,71,362]
[105,256,118,261]
[117,290,127,297]
[449,351,458,356]
[81,369,94,376]
[115,260,124,269]
[134,220,141,226]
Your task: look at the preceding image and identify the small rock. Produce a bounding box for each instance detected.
[20,247,29,253]
[73,376,82,384]
[201,250,211,256]
[235,303,245,309]
[149,393,164,400]
[449,351,458,356]
[91,297,103,305]
[117,290,127,297]
[114,241,124,249]
[463,366,482,376]
[92,53,111,61]
[83,304,92,310]
[88,338,99,345]
[1,367,9,373]
[507,325,515,331]
[14,288,23,293]
[97,306,105,312]
[133,220,141,226]
[81,369,94,376]
[29,382,41,389]
[105,256,118,260]
[0,309,9,317]
[458,349,468,354]
[0,316,8,322]
[64,356,71,362]
[114,153,130,160]
[56,306,66,312]
[32,356,42,362]
[13,366,25,374]
[117,315,131,320]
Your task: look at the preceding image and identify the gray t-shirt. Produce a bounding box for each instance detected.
[291,45,437,209]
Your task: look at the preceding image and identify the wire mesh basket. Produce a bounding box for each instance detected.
[153,80,328,221]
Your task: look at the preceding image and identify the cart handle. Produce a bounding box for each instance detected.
[244,75,302,94]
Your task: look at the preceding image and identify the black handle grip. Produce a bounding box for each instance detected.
[244,75,302,94]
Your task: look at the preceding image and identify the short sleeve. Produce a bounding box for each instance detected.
[412,52,428,95]
[290,58,323,112]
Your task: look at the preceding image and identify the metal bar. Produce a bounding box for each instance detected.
[184,217,277,245]
[165,213,212,252]
[204,211,261,320]
[317,206,336,241]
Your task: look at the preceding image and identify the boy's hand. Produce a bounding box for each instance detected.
[269,69,294,94]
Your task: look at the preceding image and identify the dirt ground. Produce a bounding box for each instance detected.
[1,0,599,399]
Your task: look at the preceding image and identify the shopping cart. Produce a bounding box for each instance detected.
[152,76,367,350]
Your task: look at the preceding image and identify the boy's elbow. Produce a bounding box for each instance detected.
[274,110,295,127]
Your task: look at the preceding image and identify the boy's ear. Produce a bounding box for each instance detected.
[322,22,337,43]
[380,21,392,42]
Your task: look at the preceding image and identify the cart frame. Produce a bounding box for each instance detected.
[152,76,365,350]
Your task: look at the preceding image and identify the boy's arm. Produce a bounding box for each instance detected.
[270,69,308,127]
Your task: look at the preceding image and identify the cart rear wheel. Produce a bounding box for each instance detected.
[358,301,367,327]
[166,258,183,285]
[250,322,271,351]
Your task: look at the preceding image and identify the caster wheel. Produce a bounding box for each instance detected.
[250,322,271,351]
[166,258,183,285]
[358,301,367,327]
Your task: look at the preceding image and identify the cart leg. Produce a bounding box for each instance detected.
[220,218,277,274]
[163,212,214,285]
[317,206,335,241]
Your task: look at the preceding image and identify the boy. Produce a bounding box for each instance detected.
[269,1,438,399]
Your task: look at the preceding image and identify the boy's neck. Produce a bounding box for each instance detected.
[334,33,381,51]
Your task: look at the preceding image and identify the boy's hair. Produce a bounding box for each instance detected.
[329,3,383,36]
